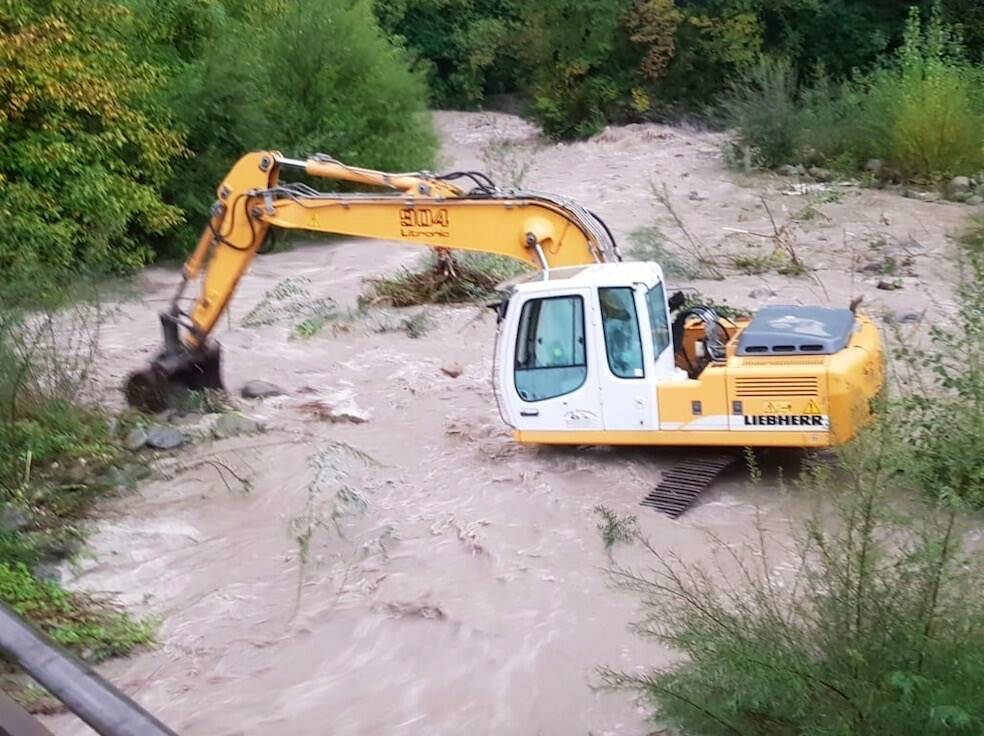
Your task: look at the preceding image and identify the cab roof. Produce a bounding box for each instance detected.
[507,261,665,295]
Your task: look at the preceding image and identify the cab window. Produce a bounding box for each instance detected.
[599,287,644,379]
[514,296,587,401]
[645,282,671,358]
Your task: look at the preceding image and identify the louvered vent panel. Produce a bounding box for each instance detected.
[734,377,820,397]
[739,358,826,367]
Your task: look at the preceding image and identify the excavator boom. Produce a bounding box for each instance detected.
[125,151,619,410]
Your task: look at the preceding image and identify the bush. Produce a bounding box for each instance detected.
[361,250,530,306]
[138,0,439,252]
[0,286,112,491]
[722,58,801,168]
[873,9,984,179]
[604,421,984,735]
[0,283,152,666]
[0,0,185,279]
[0,562,153,662]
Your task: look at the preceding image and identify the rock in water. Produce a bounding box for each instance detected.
[326,402,371,424]
[298,393,371,424]
[883,311,922,325]
[440,362,464,378]
[31,564,62,584]
[145,424,187,450]
[241,380,285,399]
[212,413,261,439]
[125,427,149,451]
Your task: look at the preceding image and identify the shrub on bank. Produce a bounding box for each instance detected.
[724,7,984,181]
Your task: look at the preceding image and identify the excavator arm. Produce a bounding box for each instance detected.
[125,151,620,410]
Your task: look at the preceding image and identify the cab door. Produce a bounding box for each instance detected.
[595,286,660,431]
[500,288,603,433]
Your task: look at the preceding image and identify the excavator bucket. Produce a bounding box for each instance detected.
[124,344,224,413]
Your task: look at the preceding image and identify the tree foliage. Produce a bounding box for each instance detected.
[145,0,438,251]
[371,0,984,139]
[0,0,437,276]
[0,0,184,279]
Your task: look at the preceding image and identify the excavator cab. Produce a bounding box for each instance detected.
[497,263,677,436]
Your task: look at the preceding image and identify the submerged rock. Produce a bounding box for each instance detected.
[241,380,286,399]
[145,424,187,450]
[97,463,153,491]
[440,362,464,378]
[212,413,261,439]
[124,427,149,451]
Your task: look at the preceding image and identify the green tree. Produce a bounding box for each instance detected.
[374,0,521,108]
[155,0,438,250]
[0,0,185,279]
[516,0,638,138]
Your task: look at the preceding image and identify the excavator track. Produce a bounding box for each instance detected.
[641,452,739,519]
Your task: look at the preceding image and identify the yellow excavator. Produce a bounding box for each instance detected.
[127,152,884,456]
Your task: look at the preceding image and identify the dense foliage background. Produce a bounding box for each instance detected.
[0,0,437,277]
[373,0,984,137]
[1,0,981,277]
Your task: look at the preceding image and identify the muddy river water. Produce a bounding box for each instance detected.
[45,111,968,735]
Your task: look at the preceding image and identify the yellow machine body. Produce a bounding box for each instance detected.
[513,314,883,448]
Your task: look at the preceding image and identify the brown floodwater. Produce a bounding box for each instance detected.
[44,110,966,735]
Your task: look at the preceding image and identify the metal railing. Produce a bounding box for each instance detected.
[0,603,177,736]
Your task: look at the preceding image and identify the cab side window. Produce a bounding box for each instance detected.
[599,287,644,379]
[514,296,587,401]
[645,282,671,358]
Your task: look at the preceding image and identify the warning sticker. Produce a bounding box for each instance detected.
[803,399,822,415]
[764,401,792,415]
